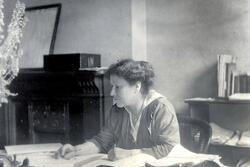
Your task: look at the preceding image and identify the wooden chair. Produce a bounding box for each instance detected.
[178,116,212,153]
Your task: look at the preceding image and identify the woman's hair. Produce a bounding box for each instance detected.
[106,59,155,94]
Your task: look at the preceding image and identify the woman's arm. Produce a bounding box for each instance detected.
[58,107,116,159]
[141,100,180,159]
[58,141,101,159]
[107,146,142,161]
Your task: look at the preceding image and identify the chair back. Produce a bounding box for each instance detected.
[178,116,212,153]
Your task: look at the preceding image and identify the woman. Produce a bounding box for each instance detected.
[58,59,180,161]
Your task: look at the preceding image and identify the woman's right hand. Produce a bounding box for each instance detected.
[56,144,76,159]
[55,141,101,160]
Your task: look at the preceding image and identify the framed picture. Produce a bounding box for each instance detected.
[19,3,61,68]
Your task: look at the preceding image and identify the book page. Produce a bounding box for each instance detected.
[146,144,223,167]
[5,143,62,155]
[81,153,156,167]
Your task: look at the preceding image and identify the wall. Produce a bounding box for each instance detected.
[146,0,250,114]
[17,0,132,67]
[146,2,250,164]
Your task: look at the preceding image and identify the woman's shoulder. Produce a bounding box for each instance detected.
[148,97,175,113]
[105,105,126,125]
[146,90,174,110]
[108,105,126,118]
[110,105,125,112]
[144,91,176,119]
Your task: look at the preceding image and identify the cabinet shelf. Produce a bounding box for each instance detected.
[185,98,250,104]
[210,143,250,149]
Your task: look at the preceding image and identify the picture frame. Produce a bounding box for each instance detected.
[19,3,61,68]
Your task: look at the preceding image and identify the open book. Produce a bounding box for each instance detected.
[4,143,226,167]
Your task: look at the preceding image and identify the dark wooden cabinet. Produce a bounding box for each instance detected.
[2,68,105,146]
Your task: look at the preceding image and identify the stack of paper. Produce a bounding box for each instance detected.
[210,122,250,147]
[145,144,225,167]
[228,93,250,100]
[210,123,239,146]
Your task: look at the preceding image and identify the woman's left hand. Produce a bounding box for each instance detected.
[108,147,131,161]
[108,147,141,161]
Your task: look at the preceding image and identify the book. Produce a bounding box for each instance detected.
[225,63,236,97]
[231,71,240,94]
[239,73,247,93]
[246,72,250,93]
[217,55,237,98]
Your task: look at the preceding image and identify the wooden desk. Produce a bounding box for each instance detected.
[1,147,223,167]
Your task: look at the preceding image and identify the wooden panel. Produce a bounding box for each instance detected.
[4,69,105,145]
[0,104,7,148]
[28,101,70,144]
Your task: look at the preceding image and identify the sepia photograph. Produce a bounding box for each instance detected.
[0,0,249,166]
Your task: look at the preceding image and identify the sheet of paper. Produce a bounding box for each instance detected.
[80,153,156,167]
[146,144,223,167]
[5,143,62,155]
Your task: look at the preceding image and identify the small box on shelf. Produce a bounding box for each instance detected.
[43,53,101,71]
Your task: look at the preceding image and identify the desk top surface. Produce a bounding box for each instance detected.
[0,144,224,167]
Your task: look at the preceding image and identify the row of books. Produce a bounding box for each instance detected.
[217,55,250,98]
[232,72,250,94]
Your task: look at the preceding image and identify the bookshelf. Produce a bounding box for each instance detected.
[185,98,250,122]
[185,97,250,104]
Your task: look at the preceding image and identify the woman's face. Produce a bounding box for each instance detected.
[110,75,137,108]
